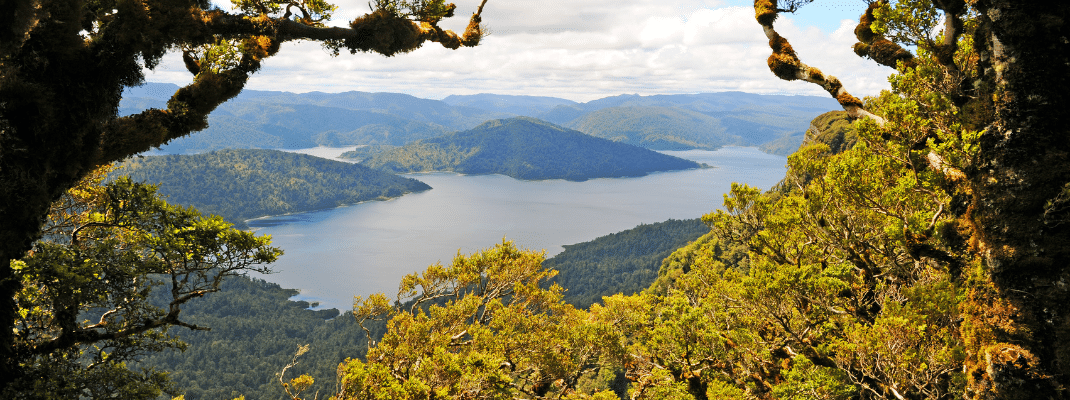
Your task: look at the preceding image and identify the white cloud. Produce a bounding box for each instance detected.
[144,0,894,102]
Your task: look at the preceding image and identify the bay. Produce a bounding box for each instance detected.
[249,147,787,310]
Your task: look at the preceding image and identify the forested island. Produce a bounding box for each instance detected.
[363,117,706,181]
[117,149,431,228]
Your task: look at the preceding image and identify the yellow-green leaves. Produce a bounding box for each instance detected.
[343,241,618,399]
[11,166,281,399]
[231,0,337,25]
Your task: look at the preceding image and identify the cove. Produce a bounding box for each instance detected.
[249,147,788,310]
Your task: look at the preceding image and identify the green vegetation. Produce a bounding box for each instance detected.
[338,144,398,162]
[121,86,840,155]
[345,241,622,400]
[364,117,704,181]
[758,111,854,156]
[804,111,857,155]
[441,93,577,117]
[119,84,517,154]
[117,149,430,229]
[4,167,280,399]
[537,92,840,151]
[544,219,708,308]
[136,276,375,400]
[757,132,804,156]
[6,0,1069,396]
[2,0,491,387]
[566,106,733,150]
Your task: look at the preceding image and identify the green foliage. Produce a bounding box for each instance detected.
[117,149,431,228]
[544,219,709,308]
[804,111,857,156]
[338,144,398,161]
[757,132,805,156]
[6,167,280,400]
[341,241,620,399]
[135,274,375,400]
[231,0,336,25]
[364,117,704,181]
[371,0,453,22]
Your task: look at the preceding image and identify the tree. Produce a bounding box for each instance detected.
[0,0,489,390]
[338,240,621,400]
[754,0,1070,397]
[3,165,282,399]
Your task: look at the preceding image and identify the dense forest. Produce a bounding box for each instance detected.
[363,117,704,181]
[6,0,1068,397]
[545,219,709,308]
[117,149,431,228]
[136,276,372,400]
[337,145,398,162]
[130,217,704,400]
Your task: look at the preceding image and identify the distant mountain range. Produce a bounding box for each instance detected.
[362,117,705,181]
[115,149,431,228]
[122,83,838,155]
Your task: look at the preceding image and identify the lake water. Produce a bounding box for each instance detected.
[249,147,787,310]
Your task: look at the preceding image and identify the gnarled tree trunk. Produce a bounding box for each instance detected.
[964,1,1070,397]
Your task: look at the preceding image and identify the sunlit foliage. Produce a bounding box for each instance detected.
[4,166,281,399]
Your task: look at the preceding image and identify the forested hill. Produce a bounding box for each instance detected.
[136,275,373,400]
[363,117,705,181]
[544,218,710,308]
[120,83,509,153]
[116,149,431,228]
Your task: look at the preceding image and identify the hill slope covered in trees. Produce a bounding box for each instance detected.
[117,149,431,228]
[135,275,374,400]
[363,117,705,181]
[544,218,710,308]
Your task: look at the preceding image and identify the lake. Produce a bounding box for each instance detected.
[249,147,788,310]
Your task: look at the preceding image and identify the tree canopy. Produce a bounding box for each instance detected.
[4,166,281,399]
[327,1,1070,399]
[752,0,1070,396]
[0,0,490,390]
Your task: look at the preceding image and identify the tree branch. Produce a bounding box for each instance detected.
[753,0,885,123]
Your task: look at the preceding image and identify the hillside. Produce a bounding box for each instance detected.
[441,93,577,117]
[140,218,711,399]
[136,275,376,400]
[565,106,732,150]
[544,218,710,308]
[116,149,431,228]
[540,92,837,151]
[119,83,507,153]
[121,84,837,154]
[363,117,705,181]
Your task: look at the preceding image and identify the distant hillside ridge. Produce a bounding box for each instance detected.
[363,117,706,181]
[115,149,431,228]
[119,84,509,154]
[121,84,834,154]
[441,93,577,117]
[539,92,835,151]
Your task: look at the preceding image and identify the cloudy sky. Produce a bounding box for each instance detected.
[145,0,895,102]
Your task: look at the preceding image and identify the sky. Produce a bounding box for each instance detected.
[144,0,895,102]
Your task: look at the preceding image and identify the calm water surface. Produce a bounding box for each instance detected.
[250,147,787,310]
